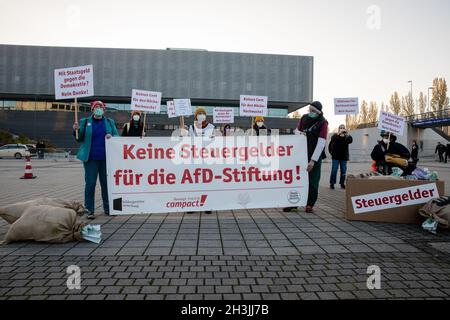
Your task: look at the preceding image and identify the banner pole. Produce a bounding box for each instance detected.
[142,112,147,137]
[74,97,78,140]
[387,132,391,150]
[251,117,254,136]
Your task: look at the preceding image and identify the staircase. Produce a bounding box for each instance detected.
[431,127,450,143]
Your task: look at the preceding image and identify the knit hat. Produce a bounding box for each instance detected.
[309,101,323,113]
[131,110,141,116]
[255,116,265,122]
[194,107,207,120]
[90,101,106,110]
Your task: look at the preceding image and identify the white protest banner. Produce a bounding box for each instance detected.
[54,65,94,100]
[378,111,406,136]
[131,89,161,113]
[166,101,177,118]
[213,107,234,124]
[351,183,439,214]
[240,95,268,117]
[334,97,359,115]
[173,99,193,116]
[106,135,309,214]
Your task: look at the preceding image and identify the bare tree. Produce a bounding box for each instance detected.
[359,100,369,124]
[401,95,415,116]
[431,78,449,111]
[345,114,359,130]
[418,92,426,114]
[368,101,378,123]
[389,92,401,115]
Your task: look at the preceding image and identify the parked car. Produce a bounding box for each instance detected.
[0,144,31,159]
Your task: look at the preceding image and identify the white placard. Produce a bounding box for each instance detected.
[54,65,94,100]
[131,89,161,113]
[351,183,439,214]
[166,101,177,118]
[334,97,359,115]
[239,95,268,117]
[173,99,193,116]
[213,107,234,124]
[106,135,309,214]
[378,111,406,136]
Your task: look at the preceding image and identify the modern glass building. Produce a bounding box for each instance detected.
[0,44,313,149]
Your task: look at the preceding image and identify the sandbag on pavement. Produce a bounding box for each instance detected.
[0,197,86,224]
[2,205,88,244]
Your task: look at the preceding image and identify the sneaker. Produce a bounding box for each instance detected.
[340,184,346,189]
[283,207,297,212]
[204,211,212,214]
[104,211,110,216]
[86,211,95,219]
[305,206,314,213]
[187,211,194,214]
[330,184,335,189]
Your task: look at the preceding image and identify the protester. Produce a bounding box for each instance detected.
[72,101,119,219]
[445,143,450,164]
[251,116,271,136]
[371,131,411,175]
[435,142,445,163]
[411,140,419,163]
[223,124,232,137]
[189,107,215,138]
[188,107,213,214]
[36,140,45,159]
[122,110,145,137]
[284,101,328,213]
[328,124,353,189]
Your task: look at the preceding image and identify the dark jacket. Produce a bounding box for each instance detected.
[122,121,144,137]
[297,114,328,161]
[435,144,446,154]
[411,144,419,160]
[371,140,410,162]
[328,133,353,161]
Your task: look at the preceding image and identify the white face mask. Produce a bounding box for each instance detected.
[133,115,140,121]
[383,138,390,144]
[197,114,206,122]
[256,122,264,128]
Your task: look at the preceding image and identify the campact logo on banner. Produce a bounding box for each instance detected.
[351,183,439,214]
[166,195,208,209]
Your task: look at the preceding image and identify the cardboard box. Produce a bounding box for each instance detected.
[345,177,445,224]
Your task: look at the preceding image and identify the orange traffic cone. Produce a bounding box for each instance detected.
[20,156,37,179]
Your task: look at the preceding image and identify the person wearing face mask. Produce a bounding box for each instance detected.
[371,130,410,175]
[251,116,271,136]
[189,107,215,138]
[328,124,353,189]
[72,101,119,219]
[284,101,328,214]
[223,124,232,137]
[122,110,145,137]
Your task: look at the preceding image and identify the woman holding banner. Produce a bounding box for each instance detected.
[122,110,145,137]
[72,101,119,219]
[189,107,215,138]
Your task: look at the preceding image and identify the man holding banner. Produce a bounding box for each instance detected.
[73,101,119,219]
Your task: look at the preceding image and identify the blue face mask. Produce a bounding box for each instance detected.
[308,112,319,119]
[93,108,104,117]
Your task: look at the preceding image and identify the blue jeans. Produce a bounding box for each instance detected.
[330,159,347,186]
[83,160,109,213]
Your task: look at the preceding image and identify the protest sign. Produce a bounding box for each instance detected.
[106,135,309,214]
[213,107,234,124]
[173,99,193,116]
[378,111,405,136]
[166,101,177,118]
[334,97,359,115]
[54,65,94,100]
[239,95,268,117]
[131,89,161,113]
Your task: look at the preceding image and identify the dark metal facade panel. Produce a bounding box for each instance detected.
[0,44,313,105]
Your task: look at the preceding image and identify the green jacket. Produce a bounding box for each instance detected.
[74,116,119,162]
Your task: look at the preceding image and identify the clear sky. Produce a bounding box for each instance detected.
[1,0,449,130]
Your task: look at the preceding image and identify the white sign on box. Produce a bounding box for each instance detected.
[106,135,309,214]
[54,65,94,100]
[173,99,193,117]
[351,183,439,214]
[334,98,359,115]
[213,107,234,124]
[378,111,405,136]
[239,95,268,117]
[166,101,177,118]
[131,89,161,113]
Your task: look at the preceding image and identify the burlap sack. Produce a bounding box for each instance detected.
[0,197,85,224]
[2,205,88,244]
[419,196,450,229]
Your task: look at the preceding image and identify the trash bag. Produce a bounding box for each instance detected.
[0,197,86,224]
[419,196,450,229]
[2,205,88,244]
